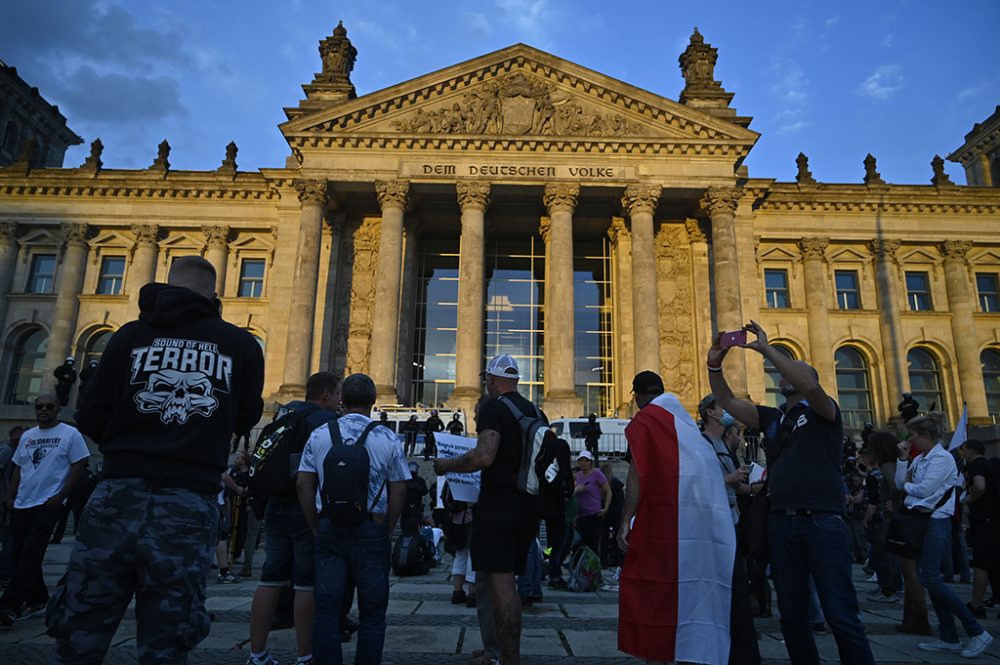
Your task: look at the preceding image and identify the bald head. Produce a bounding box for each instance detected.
[168,256,217,301]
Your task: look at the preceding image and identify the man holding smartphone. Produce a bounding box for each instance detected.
[706,321,875,665]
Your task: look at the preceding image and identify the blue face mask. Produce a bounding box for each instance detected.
[720,411,736,427]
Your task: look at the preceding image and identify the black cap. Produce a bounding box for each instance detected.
[632,371,664,395]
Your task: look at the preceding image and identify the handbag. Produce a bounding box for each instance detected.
[885,487,953,559]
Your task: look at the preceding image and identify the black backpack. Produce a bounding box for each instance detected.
[534,436,573,519]
[498,395,557,496]
[320,421,384,526]
[248,403,322,498]
[392,533,426,576]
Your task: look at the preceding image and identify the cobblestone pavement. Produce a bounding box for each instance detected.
[3,536,1000,664]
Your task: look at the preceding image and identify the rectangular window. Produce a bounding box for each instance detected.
[238,259,265,298]
[96,256,126,295]
[835,270,861,310]
[27,254,56,294]
[905,271,933,311]
[764,269,790,308]
[977,273,1000,313]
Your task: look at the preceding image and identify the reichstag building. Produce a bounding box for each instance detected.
[0,25,998,430]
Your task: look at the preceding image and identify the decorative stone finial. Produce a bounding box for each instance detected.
[931,155,954,187]
[217,141,238,175]
[678,28,736,115]
[149,140,171,173]
[795,152,816,184]
[80,138,103,174]
[317,21,357,85]
[863,153,883,185]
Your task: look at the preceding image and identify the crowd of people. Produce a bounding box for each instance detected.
[0,256,999,665]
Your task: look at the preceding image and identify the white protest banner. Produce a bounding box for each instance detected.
[435,432,481,503]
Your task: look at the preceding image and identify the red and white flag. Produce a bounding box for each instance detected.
[618,392,736,665]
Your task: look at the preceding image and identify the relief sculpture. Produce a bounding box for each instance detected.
[345,217,380,375]
[391,72,644,137]
[655,224,696,404]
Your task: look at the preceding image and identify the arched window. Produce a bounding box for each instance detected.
[83,330,114,367]
[764,344,795,408]
[835,347,873,430]
[982,348,1000,423]
[907,348,944,414]
[5,328,48,405]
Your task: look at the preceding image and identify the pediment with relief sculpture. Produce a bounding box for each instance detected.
[280,44,758,155]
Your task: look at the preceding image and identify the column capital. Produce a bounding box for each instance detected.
[798,237,830,261]
[699,186,741,217]
[940,240,973,264]
[131,224,160,247]
[0,221,20,245]
[684,218,707,244]
[293,179,330,206]
[201,225,230,250]
[61,223,89,247]
[543,183,579,214]
[607,216,630,246]
[621,184,661,216]
[375,179,410,210]
[456,181,490,212]
[869,238,901,261]
[538,216,551,244]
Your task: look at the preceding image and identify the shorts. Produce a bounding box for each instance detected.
[259,498,315,591]
[470,506,537,575]
[218,504,231,541]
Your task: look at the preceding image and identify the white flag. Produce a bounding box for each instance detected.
[948,403,968,451]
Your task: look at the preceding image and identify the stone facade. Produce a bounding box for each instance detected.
[0,60,82,168]
[0,27,998,429]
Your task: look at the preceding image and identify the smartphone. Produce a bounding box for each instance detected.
[720,329,748,348]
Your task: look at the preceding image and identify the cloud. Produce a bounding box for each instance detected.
[495,0,554,46]
[824,15,840,28]
[771,61,808,105]
[858,64,903,99]
[882,33,894,48]
[466,12,494,35]
[56,66,185,123]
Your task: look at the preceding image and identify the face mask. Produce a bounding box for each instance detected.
[719,411,736,427]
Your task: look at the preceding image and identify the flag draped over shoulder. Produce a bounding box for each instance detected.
[618,393,736,665]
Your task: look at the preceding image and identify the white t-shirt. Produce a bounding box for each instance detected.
[299,413,410,514]
[13,423,90,509]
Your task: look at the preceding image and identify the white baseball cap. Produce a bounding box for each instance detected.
[483,353,520,379]
[577,450,594,461]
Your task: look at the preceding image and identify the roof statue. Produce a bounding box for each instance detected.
[217,141,238,176]
[863,153,884,185]
[795,152,817,185]
[931,155,954,187]
[80,138,103,174]
[317,21,356,85]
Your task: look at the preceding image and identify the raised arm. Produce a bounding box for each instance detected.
[707,332,760,430]
[433,429,500,475]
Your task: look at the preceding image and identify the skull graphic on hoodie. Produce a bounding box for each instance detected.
[130,338,232,425]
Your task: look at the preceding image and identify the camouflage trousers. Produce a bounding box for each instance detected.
[46,478,219,664]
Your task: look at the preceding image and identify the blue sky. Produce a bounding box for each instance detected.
[3,0,998,184]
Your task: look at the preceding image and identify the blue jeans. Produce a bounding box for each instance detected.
[917,518,985,644]
[260,498,315,590]
[314,519,390,665]
[517,538,542,599]
[768,512,875,665]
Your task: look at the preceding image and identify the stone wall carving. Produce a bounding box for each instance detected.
[607,216,630,246]
[345,217,381,375]
[390,72,644,137]
[654,224,696,404]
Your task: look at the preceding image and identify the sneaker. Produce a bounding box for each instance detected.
[246,653,279,665]
[962,632,994,658]
[918,640,963,653]
[218,572,241,584]
[867,573,878,583]
[451,589,468,604]
[14,603,46,621]
[600,583,619,592]
[866,591,898,603]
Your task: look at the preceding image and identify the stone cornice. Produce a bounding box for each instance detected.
[751,182,1000,215]
[0,170,277,200]
[456,181,490,211]
[543,183,579,214]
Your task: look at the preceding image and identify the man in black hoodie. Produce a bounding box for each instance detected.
[46,256,264,664]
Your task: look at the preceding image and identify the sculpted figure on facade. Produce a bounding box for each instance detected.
[217,141,238,175]
[863,153,884,185]
[149,140,171,173]
[607,216,630,247]
[654,224,695,402]
[317,21,356,84]
[346,217,381,375]
[931,155,954,187]
[81,138,103,174]
[796,152,817,185]
[391,72,643,137]
[679,28,719,91]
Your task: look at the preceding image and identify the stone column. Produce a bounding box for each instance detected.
[608,217,635,413]
[543,183,582,418]
[870,239,906,417]
[623,184,662,374]
[370,179,409,404]
[43,223,89,387]
[278,179,329,396]
[701,187,747,395]
[941,240,990,423]
[0,222,21,332]
[202,225,230,296]
[128,224,159,313]
[450,182,490,416]
[686,219,713,373]
[539,216,552,397]
[798,238,837,394]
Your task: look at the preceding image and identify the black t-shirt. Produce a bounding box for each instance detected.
[966,457,997,522]
[758,400,845,514]
[475,390,540,510]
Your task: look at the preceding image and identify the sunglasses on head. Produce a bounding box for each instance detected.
[34,403,57,410]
